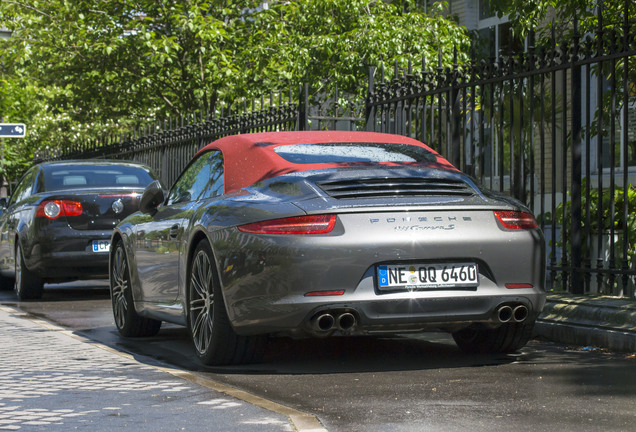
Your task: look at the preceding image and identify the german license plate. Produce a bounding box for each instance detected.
[91,240,110,253]
[377,263,479,290]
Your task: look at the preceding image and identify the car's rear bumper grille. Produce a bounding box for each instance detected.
[317,178,475,199]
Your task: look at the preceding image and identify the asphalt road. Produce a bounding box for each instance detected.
[2,282,635,432]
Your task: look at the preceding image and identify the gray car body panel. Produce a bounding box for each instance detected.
[114,165,546,337]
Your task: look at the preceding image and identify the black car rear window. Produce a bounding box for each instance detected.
[43,165,155,191]
[273,142,438,164]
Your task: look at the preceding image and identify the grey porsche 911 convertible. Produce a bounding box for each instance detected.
[109,131,546,365]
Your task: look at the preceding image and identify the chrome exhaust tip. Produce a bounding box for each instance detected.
[337,312,356,331]
[312,313,336,332]
[497,305,513,323]
[513,305,529,323]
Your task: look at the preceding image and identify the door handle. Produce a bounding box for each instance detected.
[169,224,179,239]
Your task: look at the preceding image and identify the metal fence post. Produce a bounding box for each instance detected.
[365,67,376,132]
[570,21,583,294]
[298,83,309,131]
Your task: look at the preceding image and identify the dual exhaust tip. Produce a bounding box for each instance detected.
[496,304,529,323]
[312,312,357,333]
[311,305,528,332]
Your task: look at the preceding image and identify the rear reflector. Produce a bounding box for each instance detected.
[505,283,534,289]
[494,211,538,230]
[238,214,336,235]
[36,200,83,219]
[304,290,345,297]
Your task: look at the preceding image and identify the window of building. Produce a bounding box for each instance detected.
[479,0,495,20]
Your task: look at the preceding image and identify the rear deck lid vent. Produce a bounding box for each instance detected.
[317,178,476,200]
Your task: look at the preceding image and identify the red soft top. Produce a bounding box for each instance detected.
[196,131,457,193]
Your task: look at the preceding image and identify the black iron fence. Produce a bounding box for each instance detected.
[37,92,300,187]
[35,4,635,299]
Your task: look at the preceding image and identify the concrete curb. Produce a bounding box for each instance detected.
[535,293,636,352]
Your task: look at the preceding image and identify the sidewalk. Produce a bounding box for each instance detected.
[0,305,322,432]
[535,293,636,352]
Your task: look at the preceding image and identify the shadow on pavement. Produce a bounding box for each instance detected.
[83,324,527,376]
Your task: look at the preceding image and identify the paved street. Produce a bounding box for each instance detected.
[0,303,298,432]
[1,283,635,432]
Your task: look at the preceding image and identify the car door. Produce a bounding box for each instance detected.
[134,150,224,302]
[0,167,39,275]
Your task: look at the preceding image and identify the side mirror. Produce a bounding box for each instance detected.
[139,180,166,214]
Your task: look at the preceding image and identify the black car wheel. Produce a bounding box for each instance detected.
[110,241,161,337]
[0,273,14,291]
[14,244,43,300]
[452,321,534,354]
[188,239,265,366]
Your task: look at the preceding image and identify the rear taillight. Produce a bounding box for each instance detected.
[36,200,83,219]
[238,214,336,234]
[494,210,538,230]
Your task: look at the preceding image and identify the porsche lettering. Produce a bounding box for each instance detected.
[370,216,472,224]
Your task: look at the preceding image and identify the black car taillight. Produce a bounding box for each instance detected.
[238,214,336,235]
[494,210,538,230]
[36,200,83,219]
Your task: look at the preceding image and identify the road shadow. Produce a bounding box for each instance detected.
[81,324,531,375]
[259,334,530,374]
[40,285,111,301]
[0,280,110,304]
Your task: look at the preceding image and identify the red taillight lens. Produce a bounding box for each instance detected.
[36,200,83,219]
[238,214,337,235]
[494,210,538,230]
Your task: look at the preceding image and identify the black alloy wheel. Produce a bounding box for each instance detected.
[188,239,265,366]
[14,243,43,300]
[0,273,13,291]
[110,241,161,337]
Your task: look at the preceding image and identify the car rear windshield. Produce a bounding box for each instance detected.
[273,142,438,164]
[43,165,156,191]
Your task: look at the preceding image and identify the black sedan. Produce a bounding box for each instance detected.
[0,160,159,300]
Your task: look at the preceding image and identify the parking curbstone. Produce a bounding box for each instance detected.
[535,293,636,352]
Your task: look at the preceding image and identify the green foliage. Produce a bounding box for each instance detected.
[550,182,636,294]
[0,0,468,183]
[259,0,469,98]
[488,0,634,39]
[549,181,636,272]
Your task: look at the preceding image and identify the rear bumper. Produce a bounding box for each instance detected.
[227,268,546,337]
[307,291,545,334]
[211,210,546,337]
[25,229,111,280]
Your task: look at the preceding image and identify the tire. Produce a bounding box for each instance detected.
[188,239,266,366]
[452,321,535,354]
[110,241,161,337]
[14,243,44,300]
[0,273,14,291]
